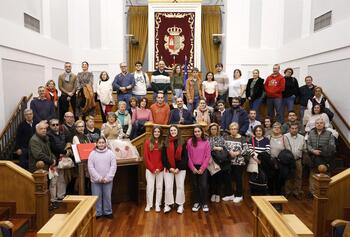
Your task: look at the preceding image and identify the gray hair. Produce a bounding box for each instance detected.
[24,108,33,114]
[118,101,127,107]
[49,118,59,125]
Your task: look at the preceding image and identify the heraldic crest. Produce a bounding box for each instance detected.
[164,26,185,55]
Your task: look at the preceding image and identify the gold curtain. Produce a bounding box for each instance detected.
[127,6,148,72]
[201,6,221,72]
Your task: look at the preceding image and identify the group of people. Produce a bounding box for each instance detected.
[14,60,337,217]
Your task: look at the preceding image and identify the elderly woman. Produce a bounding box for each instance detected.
[101,112,138,160]
[305,104,338,138]
[115,101,133,137]
[194,99,211,125]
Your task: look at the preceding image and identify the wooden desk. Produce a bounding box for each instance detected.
[112,159,144,204]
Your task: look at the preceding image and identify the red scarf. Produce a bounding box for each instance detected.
[45,88,58,102]
[166,136,183,168]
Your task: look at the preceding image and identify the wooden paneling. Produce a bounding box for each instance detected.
[0,161,35,214]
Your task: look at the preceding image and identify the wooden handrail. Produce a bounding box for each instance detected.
[0,161,34,182]
[323,91,350,130]
[252,196,313,237]
[0,93,33,139]
[37,195,97,237]
[330,168,350,186]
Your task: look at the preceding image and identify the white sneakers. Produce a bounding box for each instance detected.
[155,206,161,212]
[144,205,151,212]
[202,205,209,212]
[222,195,235,201]
[177,205,184,214]
[233,196,243,203]
[164,205,171,213]
[192,203,200,212]
[211,195,221,203]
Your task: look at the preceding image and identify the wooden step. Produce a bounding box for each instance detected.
[0,207,10,220]
[10,217,29,237]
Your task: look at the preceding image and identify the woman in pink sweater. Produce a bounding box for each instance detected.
[88,137,117,219]
[131,97,153,139]
[187,125,211,212]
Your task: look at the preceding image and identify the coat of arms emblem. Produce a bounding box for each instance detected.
[164,26,185,55]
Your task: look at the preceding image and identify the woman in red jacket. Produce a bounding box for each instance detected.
[143,126,164,212]
[162,125,188,214]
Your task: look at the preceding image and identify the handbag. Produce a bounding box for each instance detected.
[207,159,221,176]
[58,157,75,169]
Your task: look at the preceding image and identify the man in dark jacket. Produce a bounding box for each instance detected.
[28,121,56,172]
[298,76,316,121]
[221,97,249,135]
[14,108,36,169]
[168,97,193,125]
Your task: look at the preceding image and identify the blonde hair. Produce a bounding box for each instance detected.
[229,122,239,130]
[75,120,85,127]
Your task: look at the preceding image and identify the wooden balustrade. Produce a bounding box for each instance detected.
[37,195,97,237]
[312,165,350,237]
[0,93,32,160]
[0,161,49,230]
[252,196,313,237]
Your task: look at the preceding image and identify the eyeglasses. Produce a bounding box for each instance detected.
[51,124,59,126]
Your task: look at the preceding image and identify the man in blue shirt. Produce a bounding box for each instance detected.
[112,62,135,109]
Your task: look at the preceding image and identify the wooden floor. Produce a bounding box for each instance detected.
[94,197,313,237]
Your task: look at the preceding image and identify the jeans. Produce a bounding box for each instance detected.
[282,95,296,122]
[91,181,113,216]
[172,89,184,104]
[153,92,168,103]
[191,167,208,205]
[250,98,263,121]
[164,170,186,205]
[267,97,283,123]
[217,93,228,103]
[187,96,200,113]
[58,94,77,123]
[118,93,132,110]
[145,169,164,208]
[300,105,306,122]
[49,169,66,202]
[232,165,244,197]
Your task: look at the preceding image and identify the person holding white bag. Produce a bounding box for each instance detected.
[97,71,114,123]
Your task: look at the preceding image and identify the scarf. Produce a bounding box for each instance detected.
[117,111,126,125]
[64,72,71,82]
[45,88,58,102]
[166,136,183,168]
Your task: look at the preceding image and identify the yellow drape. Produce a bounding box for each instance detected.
[127,6,148,72]
[201,6,221,72]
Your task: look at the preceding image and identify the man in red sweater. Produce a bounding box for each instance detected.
[264,64,285,123]
[150,92,170,125]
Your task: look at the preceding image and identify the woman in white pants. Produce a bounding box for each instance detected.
[162,125,188,214]
[143,126,164,212]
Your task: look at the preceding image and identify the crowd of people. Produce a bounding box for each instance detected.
[14,60,338,217]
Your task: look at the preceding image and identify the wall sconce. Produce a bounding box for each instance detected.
[212,33,225,46]
[125,34,139,47]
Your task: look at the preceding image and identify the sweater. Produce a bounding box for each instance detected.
[97,79,114,105]
[88,148,117,183]
[132,108,153,124]
[151,70,170,93]
[224,135,248,166]
[307,129,335,153]
[283,76,299,98]
[112,73,135,94]
[143,139,163,173]
[170,75,184,93]
[187,138,211,171]
[150,102,170,125]
[264,73,285,98]
[214,71,229,95]
[77,72,94,90]
[30,98,55,122]
[58,73,77,95]
[132,71,149,96]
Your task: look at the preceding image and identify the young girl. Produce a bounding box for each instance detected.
[88,137,117,219]
[202,72,218,107]
[143,126,164,212]
[162,125,188,214]
[187,126,211,212]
